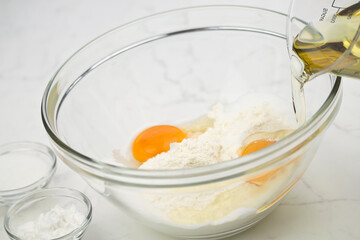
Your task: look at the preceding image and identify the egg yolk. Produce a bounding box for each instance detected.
[132,125,186,162]
[240,139,278,185]
[240,139,277,156]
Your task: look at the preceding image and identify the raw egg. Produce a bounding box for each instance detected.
[239,138,277,185]
[132,125,186,162]
[240,139,277,156]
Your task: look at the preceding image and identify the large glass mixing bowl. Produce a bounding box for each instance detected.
[41,6,342,239]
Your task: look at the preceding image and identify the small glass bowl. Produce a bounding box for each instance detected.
[0,142,57,205]
[4,188,92,240]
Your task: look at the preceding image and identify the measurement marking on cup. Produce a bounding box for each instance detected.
[331,0,359,10]
[318,0,358,22]
[319,8,329,21]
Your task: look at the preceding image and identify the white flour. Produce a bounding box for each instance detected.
[134,96,297,235]
[16,204,85,240]
[140,98,294,170]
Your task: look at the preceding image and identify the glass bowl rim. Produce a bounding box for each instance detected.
[4,187,93,240]
[41,5,342,183]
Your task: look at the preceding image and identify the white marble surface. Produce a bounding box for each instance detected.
[1,0,360,239]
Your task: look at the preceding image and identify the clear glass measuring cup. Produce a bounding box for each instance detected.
[287,0,360,82]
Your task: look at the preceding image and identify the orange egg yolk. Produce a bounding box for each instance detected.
[240,138,278,185]
[132,125,186,162]
[240,139,277,156]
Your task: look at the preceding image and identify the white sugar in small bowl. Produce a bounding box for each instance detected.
[4,188,92,240]
[0,142,57,205]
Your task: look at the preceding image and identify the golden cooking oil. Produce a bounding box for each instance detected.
[292,2,360,82]
[291,2,360,124]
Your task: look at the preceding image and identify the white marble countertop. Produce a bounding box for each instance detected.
[1,0,359,239]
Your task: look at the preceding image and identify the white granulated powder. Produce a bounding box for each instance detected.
[16,204,85,240]
[140,98,294,170]
[0,153,50,191]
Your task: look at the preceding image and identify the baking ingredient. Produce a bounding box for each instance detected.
[16,204,85,240]
[0,152,50,191]
[291,3,360,124]
[139,127,221,169]
[167,163,295,225]
[140,153,296,227]
[239,138,278,185]
[139,99,294,170]
[292,2,360,81]
[239,139,277,156]
[132,125,186,162]
[238,130,294,185]
[133,97,297,233]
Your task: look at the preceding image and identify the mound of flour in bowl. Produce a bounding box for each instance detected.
[139,96,295,170]
[16,204,85,240]
[124,95,298,236]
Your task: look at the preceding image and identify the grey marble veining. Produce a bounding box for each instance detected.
[1,0,360,239]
